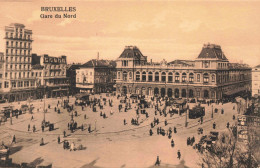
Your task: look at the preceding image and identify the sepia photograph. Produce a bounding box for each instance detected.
[0,0,259,167]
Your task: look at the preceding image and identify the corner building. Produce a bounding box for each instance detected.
[116,44,251,100]
[0,23,36,101]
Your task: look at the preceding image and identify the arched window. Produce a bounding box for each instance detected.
[148,72,153,82]
[182,73,187,82]
[161,72,166,82]
[168,72,173,83]
[175,72,180,82]
[136,71,140,81]
[204,90,209,98]
[189,89,194,98]
[203,73,209,83]
[161,88,166,97]
[142,72,146,81]
[167,88,172,97]
[154,87,159,96]
[211,74,215,82]
[189,73,194,82]
[123,71,127,81]
[155,72,159,81]
[181,89,186,98]
[174,88,179,98]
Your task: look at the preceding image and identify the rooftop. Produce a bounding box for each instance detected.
[119,46,146,60]
[81,59,116,68]
[197,43,228,60]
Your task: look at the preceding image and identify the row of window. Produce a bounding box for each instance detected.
[118,71,215,83]
[4,71,41,79]
[45,64,65,70]
[0,81,35,89]
[6,32,31,40]
[6,64,30,70]
[6,49,31,56]
[6,41,31,48]
[6,56,30,63]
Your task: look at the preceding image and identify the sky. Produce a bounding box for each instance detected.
[0,0,260,66]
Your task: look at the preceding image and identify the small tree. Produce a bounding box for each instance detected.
[199,130,237,168]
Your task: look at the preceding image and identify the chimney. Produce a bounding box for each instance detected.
[97,52,99,60]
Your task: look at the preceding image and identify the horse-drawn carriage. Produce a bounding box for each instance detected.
[189,105,205,119]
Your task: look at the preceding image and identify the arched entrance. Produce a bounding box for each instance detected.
[154,87,159,97]
[122,86,127,95]
[181,89,186,98]
[174,89,179,98]
[167,88,172,97]
[161,88,166,97]
[189,89,194,98]
[204,90,209,98]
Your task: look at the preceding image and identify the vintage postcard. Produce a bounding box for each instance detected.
[0,0,259,168]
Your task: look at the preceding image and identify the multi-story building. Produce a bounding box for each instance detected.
[0,23,36,102]
[76,59,116,93]
[31,54,69,98]
[116,44,251,100]
[66,64,81,95]
[252,65,260,96]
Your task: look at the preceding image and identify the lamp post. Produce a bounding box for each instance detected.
[185,80,189,127]
[95,119,97,132]
[185,104,189,127]
[211,104,214,119]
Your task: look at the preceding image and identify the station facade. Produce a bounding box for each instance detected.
[115,44,251,100]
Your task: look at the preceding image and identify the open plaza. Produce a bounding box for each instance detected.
[0,93,239,168]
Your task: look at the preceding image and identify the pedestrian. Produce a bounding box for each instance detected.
[174,127,177,133]
[149,129,153,136]
[40,138,44,146]
[165,119,168,126]
[42,125,44,132]
[233,115,235,120]
[155,156,160,166]
[227,122,230,129]
[177,150,181,160]
[124,119,126,125]
[63,130,66,137]
[33,125,36,132]
[31,115,34,121]
[171,139,175,148]
[28,124,30,131]
[84,114,87,120]
[81,124,84,131]
[58,135,60,144]
[12,135,16,144]
[213,122,216,129]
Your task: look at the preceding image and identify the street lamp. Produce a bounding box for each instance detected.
[211,104,214,118]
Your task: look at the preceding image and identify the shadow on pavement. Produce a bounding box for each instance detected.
[27,157,44,167]
[9,145,23,155]
[80,158,102,168]
[148,160,190,168]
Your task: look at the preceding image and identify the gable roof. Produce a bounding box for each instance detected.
[197,43,228,60]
